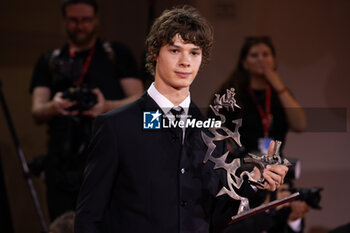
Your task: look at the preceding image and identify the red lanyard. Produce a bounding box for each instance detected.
[248,85,271,137]
[69,46,95,86]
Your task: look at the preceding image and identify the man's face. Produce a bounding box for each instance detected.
[154,34,202,93]
[64,3,98,46]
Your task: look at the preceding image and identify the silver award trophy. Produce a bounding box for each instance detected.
[202,88,299,223]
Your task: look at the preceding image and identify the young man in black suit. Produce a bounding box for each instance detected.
[75,5,288,233]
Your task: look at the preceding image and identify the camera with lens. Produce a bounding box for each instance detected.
[292,187,323,209]
[62,85,97,112]
[285,158,323,209]
[51,54,97,112]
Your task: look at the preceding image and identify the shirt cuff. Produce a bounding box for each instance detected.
[288,218,302,232]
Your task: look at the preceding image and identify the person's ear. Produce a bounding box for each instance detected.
[153,53,158,62]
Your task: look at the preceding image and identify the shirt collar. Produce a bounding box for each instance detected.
[147,82,190,115]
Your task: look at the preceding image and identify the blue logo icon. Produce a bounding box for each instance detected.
[143,110,162,129]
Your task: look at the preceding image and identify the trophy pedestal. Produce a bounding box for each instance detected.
[230,192,300,224]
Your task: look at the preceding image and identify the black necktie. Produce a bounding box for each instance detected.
[170,107,184,144]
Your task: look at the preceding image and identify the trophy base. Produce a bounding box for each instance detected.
[229,192,300,224]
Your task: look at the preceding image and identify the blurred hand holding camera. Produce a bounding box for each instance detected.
[289,200,309,221]
[81,88,106,118]
[275,183,292,210]
[53,92,78,116]
[274,182,311,226]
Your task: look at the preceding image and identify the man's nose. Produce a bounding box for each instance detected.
[257,54,264,61]
[76,21,85,29]
[179,54,190,67]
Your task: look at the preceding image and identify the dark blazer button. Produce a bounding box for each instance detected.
[180,200,187,207]
[172,135,177,142]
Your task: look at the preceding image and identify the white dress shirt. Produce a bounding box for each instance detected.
[147,83,190,142]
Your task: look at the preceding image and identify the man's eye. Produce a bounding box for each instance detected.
[170,49,178,53]
[68,18,78,24]
[191,51,200,56]
[250,53,258,58]
[82,17,93,23]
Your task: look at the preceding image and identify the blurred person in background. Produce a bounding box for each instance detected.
[30,0,143,221]
[214,36,306,156]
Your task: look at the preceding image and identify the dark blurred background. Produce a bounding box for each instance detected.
[0,0,349,232]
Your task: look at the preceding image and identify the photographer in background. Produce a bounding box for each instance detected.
[30,0,143,221]
[266,182,310,233]
[266,161,322,233]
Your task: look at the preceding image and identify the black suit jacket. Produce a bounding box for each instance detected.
[75,93,249,233]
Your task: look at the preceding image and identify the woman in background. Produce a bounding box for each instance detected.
[215,36,306,155]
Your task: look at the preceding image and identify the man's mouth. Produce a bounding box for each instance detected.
[175,72,192,78]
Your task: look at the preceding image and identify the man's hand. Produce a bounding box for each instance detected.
[261,63,286,92]
[32,86,78,123]
[53,92,78,116]
[258,141,288,192]
[275,183,292,210]
[289,201,309,221]
[82,88,106,118]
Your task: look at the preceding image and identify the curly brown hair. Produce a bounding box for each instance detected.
[145,5,214,76]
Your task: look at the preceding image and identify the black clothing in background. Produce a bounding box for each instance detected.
[30,39,139,220]
[238,88,289,155]
[210,87,289,155]
[330,223,350,233]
